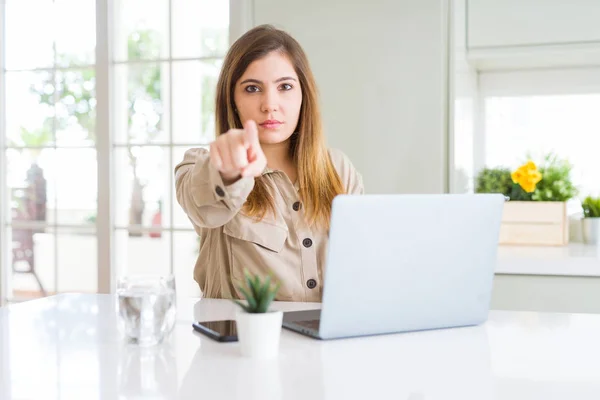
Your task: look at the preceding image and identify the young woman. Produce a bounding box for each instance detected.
[175,24,363,302]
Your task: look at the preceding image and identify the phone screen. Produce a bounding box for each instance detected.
[201,320,237,336]
[193,320,238,341]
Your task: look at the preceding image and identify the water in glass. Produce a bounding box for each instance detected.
[117,275,177,346]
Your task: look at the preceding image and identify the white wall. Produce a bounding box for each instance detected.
[466,0,600,70]
[467,0,600,49]
[251,0,451,194]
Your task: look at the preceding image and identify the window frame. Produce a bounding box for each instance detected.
[0,0,248,305]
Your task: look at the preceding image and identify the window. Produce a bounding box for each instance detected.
[0,0,230,303]
[484,94,600,197]
[477,68,600,200]
[2,0,98,302]
[111,0,228,298]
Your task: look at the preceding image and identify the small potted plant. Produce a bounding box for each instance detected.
[475,166,514,197]
[582,196,600,245]
[475,153,578,246]
[233,269,282,358]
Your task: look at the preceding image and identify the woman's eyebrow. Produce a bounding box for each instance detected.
[239,76,297,85]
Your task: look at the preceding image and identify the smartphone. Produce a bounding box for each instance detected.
[192,320,238,342]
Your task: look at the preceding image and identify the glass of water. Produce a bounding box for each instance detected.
[116,274,177,346]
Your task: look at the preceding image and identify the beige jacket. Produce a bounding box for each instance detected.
[174,148,364,302]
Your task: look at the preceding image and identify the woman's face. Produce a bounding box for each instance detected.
[234,51,302,145]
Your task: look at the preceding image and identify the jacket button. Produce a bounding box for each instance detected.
[215,186,225,197]
[302,238,313,248]
[307,279,317,289]
[293,201,301,211]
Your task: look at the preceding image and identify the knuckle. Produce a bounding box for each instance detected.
[234,156,247,169]
[214,138,227,150]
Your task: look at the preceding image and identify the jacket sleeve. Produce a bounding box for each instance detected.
[346,161,365,195]
[328,148,365,195]
[174,148,255,229]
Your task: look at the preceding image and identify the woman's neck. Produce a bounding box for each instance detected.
[262,139,297,183]
[262,139,292,170]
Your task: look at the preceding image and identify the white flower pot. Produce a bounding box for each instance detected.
[582,217,600,245]
[235,310,283,359]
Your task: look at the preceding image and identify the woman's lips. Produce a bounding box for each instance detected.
[259,120,283,129]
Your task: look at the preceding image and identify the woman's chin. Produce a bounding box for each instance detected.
[258,130,294,145]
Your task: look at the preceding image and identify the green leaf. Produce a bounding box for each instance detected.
[257,275,272,303]
[233,299,250,313]
[475,167,513,196]
[258,290,278,313]
[238,287,257,311]
[232,270,280,313]
[256,286,271,313]
[530,153,578,202]
[252,275,261,299]
[257,281,280,313]
[243,270,255,295]
[243,268,252,283]
[583,196,600,218]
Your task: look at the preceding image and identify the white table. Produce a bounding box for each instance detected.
[1,294,600,399]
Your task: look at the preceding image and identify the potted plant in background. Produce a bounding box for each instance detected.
[475,167,514,197]
[581,196,600,245]
[475,153,578,246]
[233,269,282,359]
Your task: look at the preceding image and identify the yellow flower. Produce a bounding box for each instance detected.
[511,161,542,193]
[520,181,536,193]
[512,170,523,181]
[525,161,538,171]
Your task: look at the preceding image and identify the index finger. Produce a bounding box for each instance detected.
[243,120,259,148]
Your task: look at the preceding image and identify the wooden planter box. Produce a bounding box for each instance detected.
[499,201,568,246]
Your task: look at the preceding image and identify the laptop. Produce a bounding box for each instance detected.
[282,193,505,340]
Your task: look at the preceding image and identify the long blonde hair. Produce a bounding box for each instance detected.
[215,24,345,228]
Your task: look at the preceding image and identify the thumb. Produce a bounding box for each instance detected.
[243,120,259,148]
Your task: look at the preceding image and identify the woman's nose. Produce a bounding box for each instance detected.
[261,89,279,113]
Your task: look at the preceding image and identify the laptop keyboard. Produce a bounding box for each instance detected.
[294,319,320,330]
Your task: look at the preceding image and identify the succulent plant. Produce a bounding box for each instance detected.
[582,196,600,218]
[234,269,280,313]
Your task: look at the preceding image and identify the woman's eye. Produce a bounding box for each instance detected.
[280,83,293,91]
[245,85,260,93]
